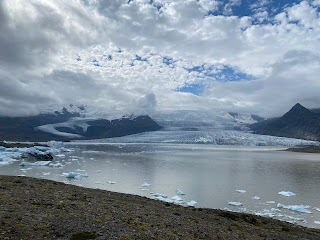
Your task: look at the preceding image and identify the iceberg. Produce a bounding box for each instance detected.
[176,189,185,195]
[20,161,51,166]
[277,203,312,214]
[236,190,246,193]
[141,182,151,187]
[63,172,88,179]
[49,162,64,168]
[278,191,296,197]
[228,202,243,206]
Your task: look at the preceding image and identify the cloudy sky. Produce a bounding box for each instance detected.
[0,0,320,117]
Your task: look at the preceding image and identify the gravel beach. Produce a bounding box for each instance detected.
[0,175,320,240]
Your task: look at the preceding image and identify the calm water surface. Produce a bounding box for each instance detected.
[1,143,320,228]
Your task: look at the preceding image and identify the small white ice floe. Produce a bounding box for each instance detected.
[287,216,306,222]
[18,174,26,177]
[141,182,151,187]
[236,190,246,193]
[55,154,65,158]
[314,221,320,225]
[49,163,64,168]
[95,170,101,173]
[95,181,101,184]
[278,191,296,197]
[107,181,116,184]
[187,200,197,207]
[75,169,86,172]
[63,172,88,180]
[266,201,276,204]
[252,196,261,200]
[42,172,50,176]
[20,161,51,166]
[315,208,320,212]
[228,202,243,206]
[277,203,312,214]
[176,189,185,195]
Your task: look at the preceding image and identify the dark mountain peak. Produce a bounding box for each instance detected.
[283,103,314,118]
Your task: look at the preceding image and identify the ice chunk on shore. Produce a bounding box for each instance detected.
[187,200,197,207]
[20,161,51,166]
[151,193,168,198]
[278,191,296,197]
[63,172,88,180]
[236,190,246,193]
[252,196,261,200]
[171,195,184,204]
[176,189,185,195]
[155,196,174,203]
[228,202,243,206]
[277,203,312,214]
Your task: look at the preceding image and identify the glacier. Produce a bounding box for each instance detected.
[76,110,319,146]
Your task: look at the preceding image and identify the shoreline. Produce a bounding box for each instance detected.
[1,175,320,240]
[284,146,320,153]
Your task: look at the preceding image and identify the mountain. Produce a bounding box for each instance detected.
[0,109,161,142]
[250,103,320,141]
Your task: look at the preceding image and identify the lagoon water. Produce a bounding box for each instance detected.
[1,143,320,228]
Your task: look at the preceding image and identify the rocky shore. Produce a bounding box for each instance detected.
[285,146,320,153]
[0,176,320,240]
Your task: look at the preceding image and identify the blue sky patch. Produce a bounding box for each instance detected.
[176,83,204,96]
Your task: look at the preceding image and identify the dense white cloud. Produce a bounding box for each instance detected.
[0,0,319,117]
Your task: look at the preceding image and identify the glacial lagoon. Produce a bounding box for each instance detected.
[1,142,320,228]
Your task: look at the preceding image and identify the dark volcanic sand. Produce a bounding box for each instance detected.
[0,176,320,240]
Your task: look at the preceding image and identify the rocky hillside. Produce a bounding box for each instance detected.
[250,103,320,141]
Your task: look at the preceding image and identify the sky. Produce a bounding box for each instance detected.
[0,0,320,117]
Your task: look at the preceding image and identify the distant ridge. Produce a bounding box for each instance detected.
[0,109,161,142]
[250,103,320,141]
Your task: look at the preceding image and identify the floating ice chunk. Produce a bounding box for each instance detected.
[315,208,320,212]
[187,200,197,207]
[49,162,64,168]
[315,221,320,224]
[55,154,65,158]
[141,182,151,187]
[75,169,86,172]
[278,191,296,197]
[236,190,246,193]
[277,203,312,214]
[63,172,88,180]
[42,172,50,176]
[107,181,116,184]
[95,170,101,173]
[252,196,261,200]
[228,202,243,206]
[176,189,185,195]
[20,161,51,166]
[266,201,276,204]
[151,193,168,198]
